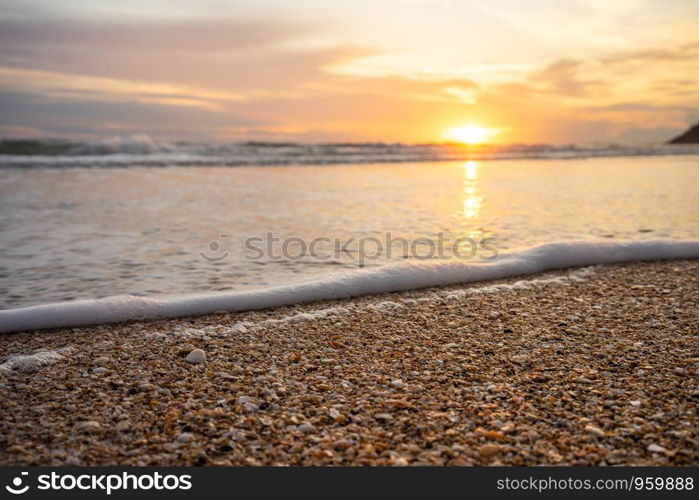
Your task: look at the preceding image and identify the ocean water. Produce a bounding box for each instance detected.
[0,147,698,314]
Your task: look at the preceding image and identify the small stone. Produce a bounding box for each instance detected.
[584,424,605,437]
[224,430,246,441]
[485,430,506,441]
[115,421,131,431]
[185,348,206,364]
[177,432,194,443]
[500,423,516,433]
[298,423,317,434]
[333,439,350,450]
[392,457,409,466]
[646,443,666,454]
[94,356,110,367]
[479,443,500,457]
[390,379,404,389]
[75,421,101,433]
[333,414,349,425]
[236,395,254,405]
[374,413,393,423]
[242,402,259,413]
[488,312,500,319]
[494,420,516,433]
[92,367,108,374]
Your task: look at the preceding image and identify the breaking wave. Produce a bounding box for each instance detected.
[2,135,699,168]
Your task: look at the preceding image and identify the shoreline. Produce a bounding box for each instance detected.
[1,260,697,465]
[2,239,699,334]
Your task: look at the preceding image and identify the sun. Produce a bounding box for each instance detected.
[443,125,500,145]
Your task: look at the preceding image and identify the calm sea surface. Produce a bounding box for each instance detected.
[1,154,697,309]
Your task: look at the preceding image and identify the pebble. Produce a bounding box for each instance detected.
[237,395,254,405]
[94,356,110,367]
[479,443,501,457]
[177,432,194,443]
[75,421,101,433]
[185,349,206,364]
[92,367,108,374]
[298,423,317,434]
[390,379,404,389]
[485,430,505,441]
[584,424,605,437]
[115,421,131,431]
[646,444,666,454]
[242,402,259,413]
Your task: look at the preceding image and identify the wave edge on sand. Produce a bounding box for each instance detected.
[1,239,698,334]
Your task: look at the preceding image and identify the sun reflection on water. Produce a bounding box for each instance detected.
[463,160,482,219]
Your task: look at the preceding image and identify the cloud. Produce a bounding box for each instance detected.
[0,67,249,110]
[529,59,604,97]
[0,90,262,140]
[0,16,318,92]
[0,17,308,52]
[0,3,697,144]
[601,41,699,64]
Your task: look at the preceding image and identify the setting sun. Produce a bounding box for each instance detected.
[443,126,500,145]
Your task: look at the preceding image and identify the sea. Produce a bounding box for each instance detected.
[0,135,698,330]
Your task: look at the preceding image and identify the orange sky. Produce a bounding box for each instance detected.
[0,0,698,144]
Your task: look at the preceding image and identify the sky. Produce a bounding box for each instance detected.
[0,0,698,144]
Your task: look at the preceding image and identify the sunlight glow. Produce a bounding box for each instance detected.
[444,126,500,145]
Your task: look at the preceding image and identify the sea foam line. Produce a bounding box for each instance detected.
[233,267,597,333]
[0,239,697,334]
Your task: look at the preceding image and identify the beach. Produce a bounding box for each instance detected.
[1,259,697,466]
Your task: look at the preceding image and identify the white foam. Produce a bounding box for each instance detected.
[0,239,697,334]
[73,134,177,155]
[140,269,593,340]
[0,347,74,374]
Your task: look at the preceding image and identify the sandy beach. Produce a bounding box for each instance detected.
[1,260,697,466]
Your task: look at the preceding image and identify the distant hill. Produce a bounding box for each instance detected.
[668,122,699,144]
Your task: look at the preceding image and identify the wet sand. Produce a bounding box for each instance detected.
[0,260,697,466]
